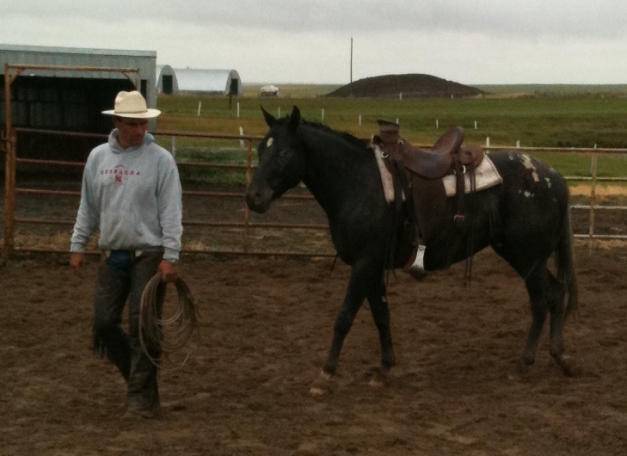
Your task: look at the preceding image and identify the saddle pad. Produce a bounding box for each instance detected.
[442,155,503,197]
[372,142,397,203]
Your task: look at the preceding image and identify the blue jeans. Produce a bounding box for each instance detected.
[92,250,165,415]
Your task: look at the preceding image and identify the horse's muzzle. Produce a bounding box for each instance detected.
[245,187,273,213]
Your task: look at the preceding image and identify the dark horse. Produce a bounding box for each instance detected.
[246,106,578,394]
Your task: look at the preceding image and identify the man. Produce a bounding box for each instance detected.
[70,90,183,418]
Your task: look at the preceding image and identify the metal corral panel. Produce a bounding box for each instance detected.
[169,68,242,95]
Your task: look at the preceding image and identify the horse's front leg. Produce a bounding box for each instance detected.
[309,291,364,396]
[310,260,387,396]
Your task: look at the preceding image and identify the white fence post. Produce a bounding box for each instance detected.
[197,101,202,116]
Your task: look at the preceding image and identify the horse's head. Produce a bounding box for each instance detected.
[245,106,306,213]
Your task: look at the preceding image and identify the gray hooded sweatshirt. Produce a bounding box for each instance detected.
[70,130,183,263]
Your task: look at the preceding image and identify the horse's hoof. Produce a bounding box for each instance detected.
[368,377,385,388]
[517,358,533,377]
[309,371,337,397]
[368,368,388,388]
[557,356,580,377]
[309,386,331,397]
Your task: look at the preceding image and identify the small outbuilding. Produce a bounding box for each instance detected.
[1,44,158,134]
[157,64,178,95]
[0,44,158,165]
[157,67,242,95]
[260,85,279,97]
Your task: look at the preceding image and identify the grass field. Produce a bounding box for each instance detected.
[157,88,627,147]
[154,86,627,186]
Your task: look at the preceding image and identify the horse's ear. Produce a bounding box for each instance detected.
[289,106,301,132]
[261,106,276,127]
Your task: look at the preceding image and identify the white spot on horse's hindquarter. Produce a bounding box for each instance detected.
[267,137,274,148]
[520,154,540,182]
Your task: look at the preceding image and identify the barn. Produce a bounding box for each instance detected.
[0,44,158,165]
[157,66,242,95]
[1,44,158,133]
[157,64,178,95]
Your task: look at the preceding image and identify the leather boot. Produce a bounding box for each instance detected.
[125,339,160,418]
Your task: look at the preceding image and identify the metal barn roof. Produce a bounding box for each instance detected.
[1,44,159,134]
[157,67,242,95]
[0,44,158,106]
[0,44,156,78]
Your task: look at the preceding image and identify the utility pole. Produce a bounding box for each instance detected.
[350,37,353,96]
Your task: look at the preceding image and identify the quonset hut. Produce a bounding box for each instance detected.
[157,66,241,95]
[0,44,158,165]
[156,64,177,95]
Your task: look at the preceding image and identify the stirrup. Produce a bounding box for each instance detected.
[404,245,428,280]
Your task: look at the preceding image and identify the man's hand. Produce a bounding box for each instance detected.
[70,252,86,272]
[159,259,178,283]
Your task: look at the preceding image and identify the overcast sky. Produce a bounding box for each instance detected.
[2,1,627,86]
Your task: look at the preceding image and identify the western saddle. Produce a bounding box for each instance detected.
[371,119,485,279]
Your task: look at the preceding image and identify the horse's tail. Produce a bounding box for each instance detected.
[555,205,578,320]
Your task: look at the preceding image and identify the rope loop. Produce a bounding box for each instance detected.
[139,274,199,368]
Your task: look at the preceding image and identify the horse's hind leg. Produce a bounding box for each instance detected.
[546,272,576,376]
[365,284,395,386]
[520,265,571,376]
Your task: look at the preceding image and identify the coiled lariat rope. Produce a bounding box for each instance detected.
[139,274,199,368]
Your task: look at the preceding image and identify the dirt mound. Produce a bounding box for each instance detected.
[327,73,484,99]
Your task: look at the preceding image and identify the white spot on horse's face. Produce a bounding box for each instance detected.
[545,177,552,188]
[267,137,274,148]
[524,190,534,197]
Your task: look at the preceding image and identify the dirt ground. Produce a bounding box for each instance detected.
[1,178,626,455]
[1,237,627,455]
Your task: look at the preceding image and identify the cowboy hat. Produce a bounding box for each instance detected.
[102,90,161,118]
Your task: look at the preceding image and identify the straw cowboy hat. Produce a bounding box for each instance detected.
[102,90,161,119]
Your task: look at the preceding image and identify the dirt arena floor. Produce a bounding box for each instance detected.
[1,240,626,455]
[1,178,627,455]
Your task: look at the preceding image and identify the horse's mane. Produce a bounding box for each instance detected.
[298,118,370,151]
